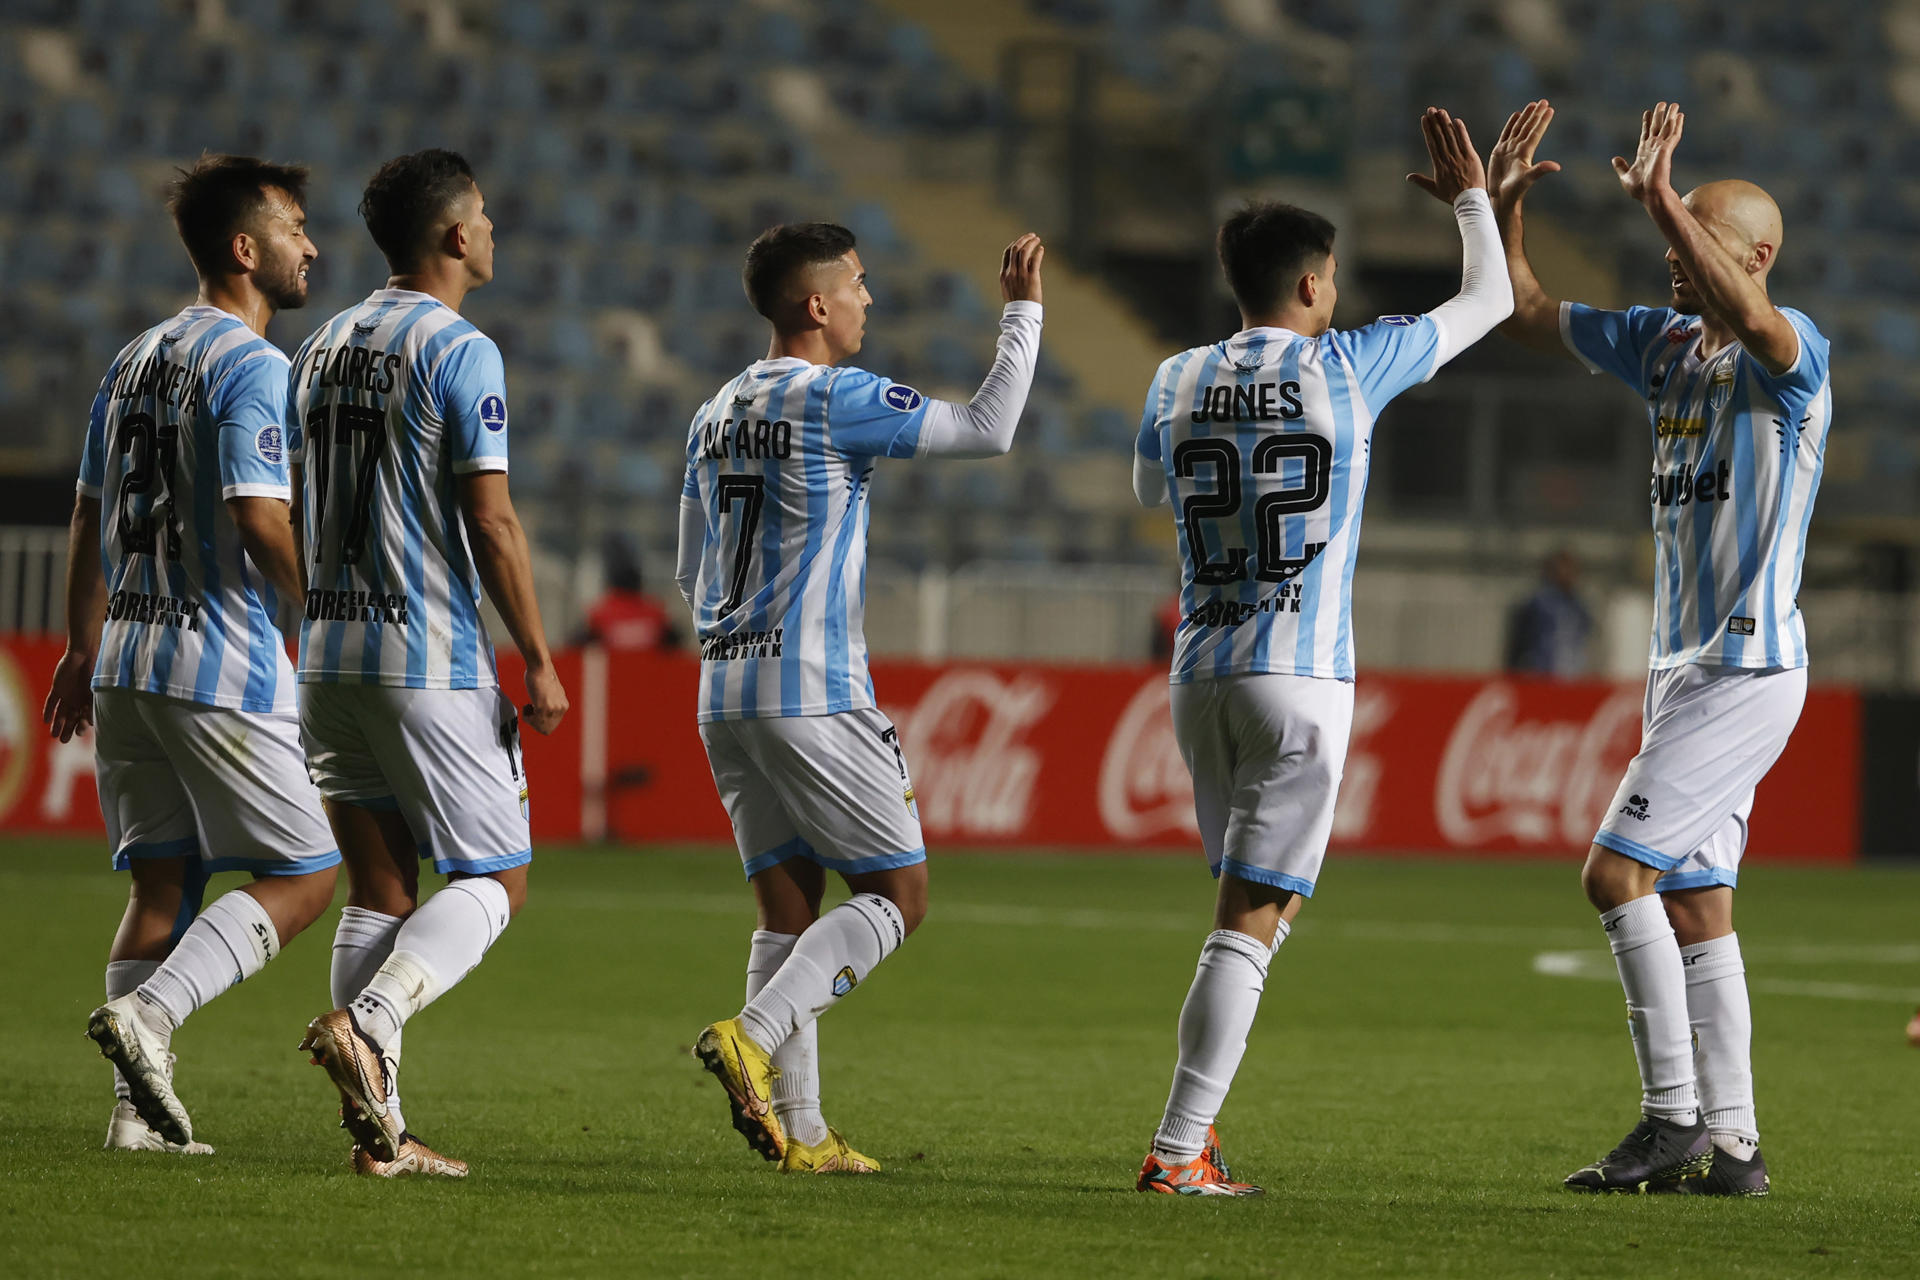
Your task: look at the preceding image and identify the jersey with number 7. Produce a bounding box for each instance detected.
[1139,318,1443,683]
[287,287,509,689]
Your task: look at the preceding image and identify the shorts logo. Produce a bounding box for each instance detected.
[1727,616,1756,636]
[255,424,284,464]
[519,785,530,820]
[479,394,508,433]
[831,966,859,997]
[882,385,924,412]
[1619,793,1651,822]
[1378,314,1418,327]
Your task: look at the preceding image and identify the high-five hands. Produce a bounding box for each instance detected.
[1614,101,1684,205]
[1489,100,1562,209]
[1001,233,1044,305]
[1406,107,1488,204]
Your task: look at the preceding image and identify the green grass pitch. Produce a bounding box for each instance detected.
[3,838,1917,1278]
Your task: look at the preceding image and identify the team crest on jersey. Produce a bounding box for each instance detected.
[1378,314,1418,327]
[831,966,859,997]
[479,394,508,433]
[1708,366,1735,412]
[882,384,924,412]
[255,424,284,464]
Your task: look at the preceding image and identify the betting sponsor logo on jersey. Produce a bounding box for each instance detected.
[1379,315,1418,327]
[1651,458,1731,507]
[255,424,284,464]
[882,384,924,412]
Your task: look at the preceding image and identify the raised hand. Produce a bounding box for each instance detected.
[1406,107,1488,204]
[1614,101,1683,205]
[1489,99,1562,209]
[1001,233,1044,305]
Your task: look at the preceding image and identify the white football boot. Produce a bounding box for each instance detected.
[105,1099,215,1155]
[87,994,193,1147]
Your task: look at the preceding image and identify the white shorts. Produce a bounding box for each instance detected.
[300,683,532,876]
[1593,664,1807,892]
[1171,673,1354,898]
[700,709,926,879]
[93,689,338,878]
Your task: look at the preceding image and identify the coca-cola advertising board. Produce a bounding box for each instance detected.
[595,653,1859,863]
[1,637,1859,863]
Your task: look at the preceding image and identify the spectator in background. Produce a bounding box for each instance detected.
[579,534,682,652]
[1505,548,1592,677]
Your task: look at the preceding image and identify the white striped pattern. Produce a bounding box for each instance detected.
[289,289,505,689]
[81,306,296,713]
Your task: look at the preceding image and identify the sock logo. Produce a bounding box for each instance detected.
[831,966,858,998]
[1618,793,1651,822]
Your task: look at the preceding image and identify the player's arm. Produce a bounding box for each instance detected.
[1616,102,1798,375]
[43,492,104,743]
[1404,108,1514,365]
[674,494,703,610]
[1479,101,1574,358]
[914,235,1045,458]
[459,471,568,735]
[1132,452,1165,509]
[228,497,303,604]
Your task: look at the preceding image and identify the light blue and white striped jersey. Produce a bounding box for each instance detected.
[287,288,509,688]
[1140,319,1443,683]
[683,358,931,721]
[1562,303,1831,669]
[77,306,297,713]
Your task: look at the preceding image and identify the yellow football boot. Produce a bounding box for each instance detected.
[779,1127,881,1174]
[693,1018,785,1160]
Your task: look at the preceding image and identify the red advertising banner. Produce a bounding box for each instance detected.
[596,653,1859,863]
[2,636,1859,863]
[0,638,584,844]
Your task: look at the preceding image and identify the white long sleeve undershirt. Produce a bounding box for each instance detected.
[1132,188,1511,510]
[914,300,1044,458]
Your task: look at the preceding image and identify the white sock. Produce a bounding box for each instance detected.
[136,890,279,1031]
[1601,896,1698,1122]
[1153,926,1282,1160]
[105,959,159,1101]
[352,878,510,1053]
[738,893,905,1056]
[1681,932,1757,1156]
[333,906,407,1123]
[747,930,828,1147]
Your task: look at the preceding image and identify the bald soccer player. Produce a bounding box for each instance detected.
[1489,101,1830,1197]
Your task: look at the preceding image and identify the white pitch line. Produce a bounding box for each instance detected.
[1532,950,1920,1004]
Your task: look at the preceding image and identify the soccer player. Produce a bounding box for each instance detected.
[1131,110,1514,1195]
[43,155,339,1154]
[1488,100,1828,1197]
[288,150,568,1178]
[685,223,1044,1174]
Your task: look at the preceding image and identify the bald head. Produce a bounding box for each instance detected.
[1684,180,1784,271]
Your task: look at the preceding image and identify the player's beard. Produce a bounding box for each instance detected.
[261,250,310,311]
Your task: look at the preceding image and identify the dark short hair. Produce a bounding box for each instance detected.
[166,153,310,276]
[359,149,477,272]
[742,222,857,320]
[1217,202,1337,315]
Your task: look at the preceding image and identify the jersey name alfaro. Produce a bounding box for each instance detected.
[288,288,510,689]
[78,306,297,712]
[1562,303,1831,669]
[1140,320,1443,683]
[683,357,929,722]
